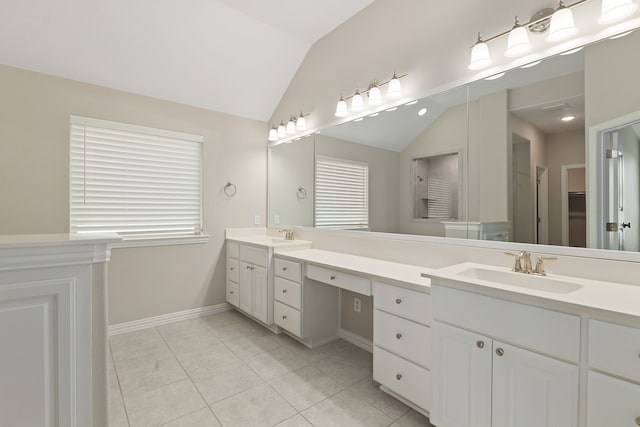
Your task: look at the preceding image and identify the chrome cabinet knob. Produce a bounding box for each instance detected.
[330,275,336,280]
[282,289,288,293]
[282,315,287,320]
[476,340,485,349]
[395,298,402,304]
[396,374,402,380]
[246,266,251,270]
[396,333,402,340]
[282,267,288,271]
[496,348,504,356]
[229,291,234,294]
[230,267,234,271]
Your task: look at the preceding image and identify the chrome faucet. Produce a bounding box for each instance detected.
[279,229,295,240]
[506,251,557,275]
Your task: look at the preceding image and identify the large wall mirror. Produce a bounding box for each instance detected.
[268,29,640,253]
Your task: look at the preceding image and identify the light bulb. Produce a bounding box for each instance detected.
[505,17,531,57]
[286,119,296,135]
[351,90,364,111]
[387,73,402,98]
[335,96,348,117]
[295,114,306,131]
[469,33,492,70]
[268,127,278,141]
[277,123,286,138]
[547,3,578,42]
[599,0,639,24]
[368,84,382,105]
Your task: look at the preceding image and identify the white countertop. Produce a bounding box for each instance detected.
[226,235,313,250]
[276,248,433,292]
[426,262,640,324]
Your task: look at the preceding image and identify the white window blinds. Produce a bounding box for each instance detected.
[70,116,203,238]
[315,155,369,229]
[426,178,452,219]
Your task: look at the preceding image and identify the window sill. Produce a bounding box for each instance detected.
[110,234,209,249]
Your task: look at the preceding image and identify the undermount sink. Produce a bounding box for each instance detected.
[458,267,583,294]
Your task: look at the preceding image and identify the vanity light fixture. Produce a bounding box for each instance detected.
[547,1,578,42]
[560,46,584,55]
[368,112,380,117]
[333,71,407,117]
[599,0,639,24]
[505,16,532,57]
[418,107,428,116]
[405,100,419,106]
[386,106,398,112]
[561,114,576,121]
[354,117,364,122]
[610,29,634,38]
[468,0,638,71]
[368,83,382,105]
[268,113,310,142]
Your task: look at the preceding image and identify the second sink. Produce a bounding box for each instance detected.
[458,267,583,294]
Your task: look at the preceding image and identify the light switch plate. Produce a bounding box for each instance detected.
[254,214,260,225]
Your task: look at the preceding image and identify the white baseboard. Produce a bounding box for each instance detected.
[339,328,373,353]
[108,303,232,336]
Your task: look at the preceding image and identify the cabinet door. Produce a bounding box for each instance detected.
[492,341,579,427]
[431,321,492,427]
[251,265,268,323]
[239,261,252,313]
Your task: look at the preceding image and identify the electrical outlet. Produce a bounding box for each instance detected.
[254,214,260,225]
[353,297,361,313]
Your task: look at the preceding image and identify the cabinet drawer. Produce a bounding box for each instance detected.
[373,346,431,412]
[274,258,301,283]
[274,277,301,310]
[227,258,239,283]
[589,320,640,382]
[239,245,267,267]
[226,279,239,308]
[227,241,239,258]
[373,281,431,325]
[274,301,301,337]
[432,285,580,362]
[374,309,431,369]
[306,264,371,296]
[587,371,640,427]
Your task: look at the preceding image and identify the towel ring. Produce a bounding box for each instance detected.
[297,187,307,200]
[224,182,237,197]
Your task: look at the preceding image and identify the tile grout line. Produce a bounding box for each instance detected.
[108,341,132,427]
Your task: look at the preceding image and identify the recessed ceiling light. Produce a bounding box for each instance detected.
[561,115,576,122]
[369,112,380,117]
[405,100,419,106]
[560,47,583,55]
[485,72,506,81]
[521,60,542,68]
[610,30,633,39]
[418,107,428,116]
[354,117,364,122]
[386,106,398,112]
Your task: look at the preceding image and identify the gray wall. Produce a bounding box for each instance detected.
[0,65,267,325]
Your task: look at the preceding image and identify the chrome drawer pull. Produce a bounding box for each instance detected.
[496,348,504,357]
[396,373,402,380]
[229,291,234,294]
[330,275,336,280]
[282,267,288,271]
[476,340,485,349]
[395,298,402,304]
[396,333,402,340]
[282,315,287,320]
[246,266,251,270]
[282,289,288,293]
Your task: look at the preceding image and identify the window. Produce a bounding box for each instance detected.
[314,155,369,229]
[70,116,204,244]
[414,152,460,220]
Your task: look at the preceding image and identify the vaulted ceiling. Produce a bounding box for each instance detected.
[0,0,375,121]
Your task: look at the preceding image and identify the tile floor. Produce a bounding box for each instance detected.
[108,309,434,427]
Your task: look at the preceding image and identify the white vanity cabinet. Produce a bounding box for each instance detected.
[273,256,340,346]
[587,319,640,427]
[227,241,272,325]
[431,285,580,427]
[372,281,432,413]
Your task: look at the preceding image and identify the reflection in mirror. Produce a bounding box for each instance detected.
[267,29,640,252]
